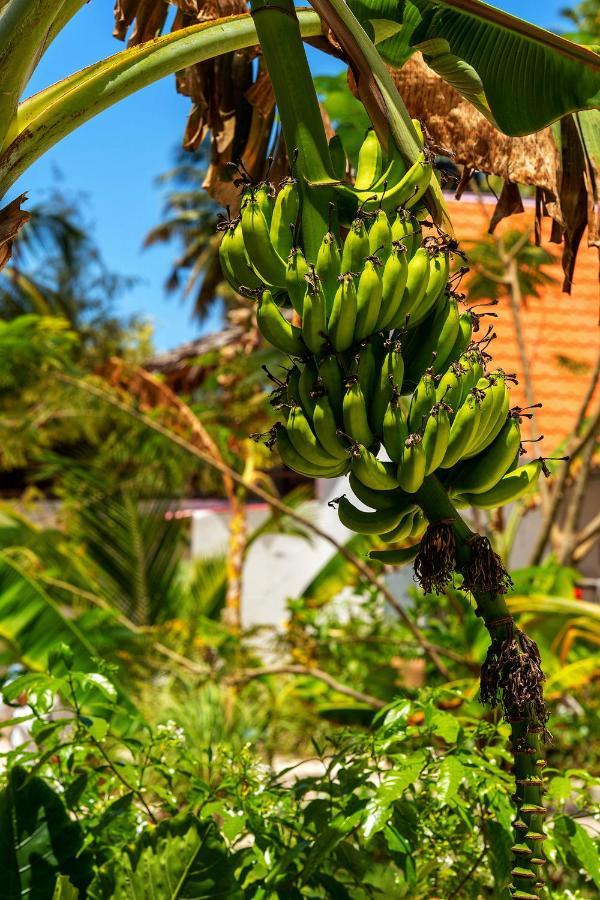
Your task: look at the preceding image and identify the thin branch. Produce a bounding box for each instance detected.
[58,373,451,679]
[228,664,386,709]
[574,509,600,553]
[559,434,597,565]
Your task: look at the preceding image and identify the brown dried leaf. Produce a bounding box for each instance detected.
[0,193,31,271]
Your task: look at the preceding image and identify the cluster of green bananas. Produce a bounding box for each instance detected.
[218,127,546,547]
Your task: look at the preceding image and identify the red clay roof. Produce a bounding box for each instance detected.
[443,196,599,452]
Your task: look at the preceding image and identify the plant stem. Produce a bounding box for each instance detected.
[415,475,548,899]
[249,0,335,259]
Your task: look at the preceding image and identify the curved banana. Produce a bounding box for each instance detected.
[313,393,349,460]
[377,242,409,331]
[459,458,544,509]
[276,427,349,478]
[382,398,409,462]
[355,128,383,191]
[219,221,262,292]
[341,217,370,274]
[337,495,406,535]
[299,360,318,418]
[270,179,300,259]
[451,415,522,495]
[302,276,328,354]
[391,245,430,329]
[438,310,472,373]
[287,405,339,467]
[391,210,420,258]
[436,362,466,415]
[352,445,400,490]
[257,290,305,356]
[343,378,374,447]
[422,403,451,475]
[285,248,309,316]
[371,343,404,436]
[408,369,437,432]
[368,209,392,262]
[316,230,342,315]
[408,248,450,329]
[354,257,383,341]
[440,389,483,468]
[348,472,407,510]
[241,197,287,287]
[397,433,427,493]
[369,543,419,565]
[328,274,357,352]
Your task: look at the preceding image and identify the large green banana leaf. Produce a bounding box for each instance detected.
[88,815,240,899]
[345,0,600,135]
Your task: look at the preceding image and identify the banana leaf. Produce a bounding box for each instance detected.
[345,0,600,135]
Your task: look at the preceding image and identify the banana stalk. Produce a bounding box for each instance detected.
[415,476,548,898]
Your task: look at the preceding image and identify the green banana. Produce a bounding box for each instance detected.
[270,179,300,259]
[422,402,451,474]
[318,354,345,424]
[341,217,369,274]
[254,182,275,225]
[382,396,409,463]
[440,389,483,468]
[337,495,406,535]
[313,392,349,460]
[257,290,305,356]
[380,507,421,543]
[287,404,338,467]
[343,377,374,447]
[241,197,287,287]
[451,415,522,495]
[285,248,309,316]
[371,342,404,435]
[377,242,409,330]
[408,248,450,329]
[405,296,456,383]
[302,273,328,354]
[471,373,511,455]
[316,230,342,314]
[218,221,262,292]
[355,152,433,213]
[391,245,430,329]
[355,128,383,191]
[286,365,302,408]
[458,350,485,404]
[368,208,392,262]
[408,369,437,432]
[436,361,466,415]
[328,274,357,352]
[438,310,472,373]
[430,296,460,375]
[276,426,348,478]
[459,458,545,509]
[369,543,419,565]
[348,472,407,511]
[397,433,427,493]
[354,256,383,341]
[461,376,500,458]
[391,209,420,258]
[352,445,400,490]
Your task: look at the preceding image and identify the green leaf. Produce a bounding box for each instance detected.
[427,708,461,743]
[568,817,600,889]
[53,875,80,900]
[436,755,464,804]
[0,766,93,898]
[0,11,323,195]
[363,753,424,840]
[0,553,97,670]
[347,0,600,135]
[88,814,241,899]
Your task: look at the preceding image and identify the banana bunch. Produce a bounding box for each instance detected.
[220,126,547,549]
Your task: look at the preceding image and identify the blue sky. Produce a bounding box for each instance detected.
[15,1,568,352]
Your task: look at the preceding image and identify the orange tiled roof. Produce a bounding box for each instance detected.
[443,196,599,452]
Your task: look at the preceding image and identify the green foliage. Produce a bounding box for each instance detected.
[314,73,371,168]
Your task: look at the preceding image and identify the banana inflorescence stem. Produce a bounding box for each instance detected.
[249,0,336,259]
[415,476,548,898]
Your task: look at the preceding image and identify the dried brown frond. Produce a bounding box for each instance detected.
[461,534,514,595]
[413,521,456,594]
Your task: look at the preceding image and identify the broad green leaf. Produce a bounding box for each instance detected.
[556,814,600,889]
[0,553,96,670]
[436,755,464,804]
[427,708,461,743]
[363,753,424,840]
[88,814,241,899]
[347,0,600,135]
[0,11,323,195]
[53,876,80,900]
[0,766,93,898]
